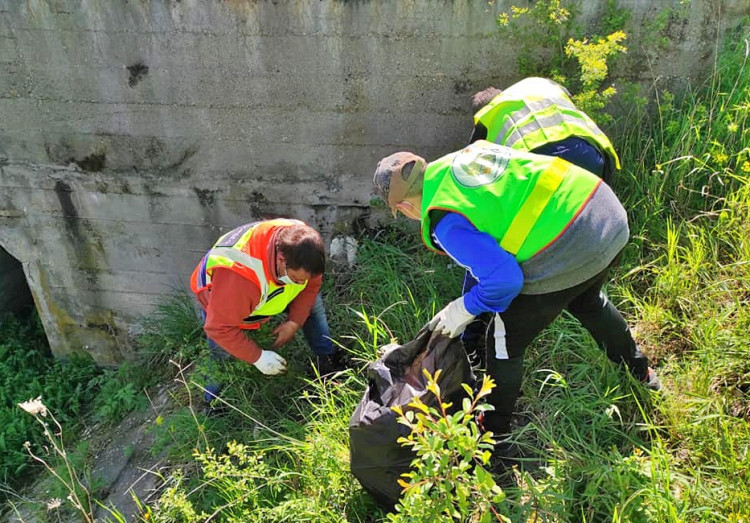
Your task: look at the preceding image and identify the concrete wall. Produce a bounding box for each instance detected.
[0,0,747,363]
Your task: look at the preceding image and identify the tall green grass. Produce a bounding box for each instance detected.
[609,33,750,522]
[493,32,750,522]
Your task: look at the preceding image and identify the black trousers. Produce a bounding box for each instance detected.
[462,258,650,435]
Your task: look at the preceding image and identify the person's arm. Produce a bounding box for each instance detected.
[287,274,322,326]
[432,213,524,315]
[203,268,263,364]
[270,274,322,347]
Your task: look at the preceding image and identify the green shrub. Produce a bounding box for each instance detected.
[496,0,629,124]
[0,313,100,485]
[389,372,508,522]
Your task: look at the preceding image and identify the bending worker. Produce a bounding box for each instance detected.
[461,78,622,370]
[372,140,660,437]
[470,77,620,183]
[190,219,340,400]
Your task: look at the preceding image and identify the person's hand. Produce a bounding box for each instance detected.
[253,350,287,375]
[428,296,475,338]
[272,321,301,348]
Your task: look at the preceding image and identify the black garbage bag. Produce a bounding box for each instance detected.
[348,325,475,509]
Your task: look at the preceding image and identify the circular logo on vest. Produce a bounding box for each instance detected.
[451,143,511,187]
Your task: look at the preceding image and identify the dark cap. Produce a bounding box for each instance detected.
[372,152,426,216]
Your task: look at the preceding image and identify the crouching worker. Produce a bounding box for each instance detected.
[372,141,660,439]
[190,219,341,406]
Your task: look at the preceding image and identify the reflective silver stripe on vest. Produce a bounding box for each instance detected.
[207,247,269,299]
[496,98,605,148]
[526,97,577,112]
[503,128,525,147]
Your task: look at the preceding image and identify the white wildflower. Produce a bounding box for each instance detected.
[46,498,62,510]
[18,396,47,417]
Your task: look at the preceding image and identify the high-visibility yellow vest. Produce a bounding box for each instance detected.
[421,141,601,262]
[474,77,621,172]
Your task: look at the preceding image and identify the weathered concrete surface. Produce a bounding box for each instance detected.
[0,0,747,363]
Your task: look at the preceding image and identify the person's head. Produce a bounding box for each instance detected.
[372,152,427,220]
[470,87,502,114]
[275,224,325,284]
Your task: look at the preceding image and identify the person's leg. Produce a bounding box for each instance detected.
[460,271,490,370]
[302,293,335,356]
[301,293,345,374]
[566,272,651,382]
[203,337,226,403]
[200,310,231,404]
[482,290,573,436]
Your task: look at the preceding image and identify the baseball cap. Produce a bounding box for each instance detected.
[372,152,426,216]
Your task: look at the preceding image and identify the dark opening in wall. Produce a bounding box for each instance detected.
[0,243,51,357]
[0,244,35,317]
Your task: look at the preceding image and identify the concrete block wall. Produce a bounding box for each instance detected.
[0,0,747,363]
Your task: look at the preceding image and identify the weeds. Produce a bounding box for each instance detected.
[497,0,628,124]
[389,372,508,522]
[0,313,100,486]
[16,397,96,522]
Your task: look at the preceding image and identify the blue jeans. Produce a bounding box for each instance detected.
[300,293,335,356]
[203,293,334,401]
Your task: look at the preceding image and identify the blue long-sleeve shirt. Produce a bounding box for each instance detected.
[432,212,524,315]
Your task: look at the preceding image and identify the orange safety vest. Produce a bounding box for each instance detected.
[190,219,308,329]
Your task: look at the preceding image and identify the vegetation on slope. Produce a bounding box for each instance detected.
[3,13,749,523]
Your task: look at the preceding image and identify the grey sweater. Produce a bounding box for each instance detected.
[520,182,629,294]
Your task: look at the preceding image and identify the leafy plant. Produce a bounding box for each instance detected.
[497,0,629,123]
[92,372,146,423]
[565,31,627,123]
[0,313,100,485]
[389,372,509,522]
[497,0,577,78]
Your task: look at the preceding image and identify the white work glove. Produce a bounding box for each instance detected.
[253,350,288,375]
[428,296,476,338]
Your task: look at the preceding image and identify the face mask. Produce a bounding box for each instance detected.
[278,260,295,285]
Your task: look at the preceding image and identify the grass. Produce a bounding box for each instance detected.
[4,27,750,523]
